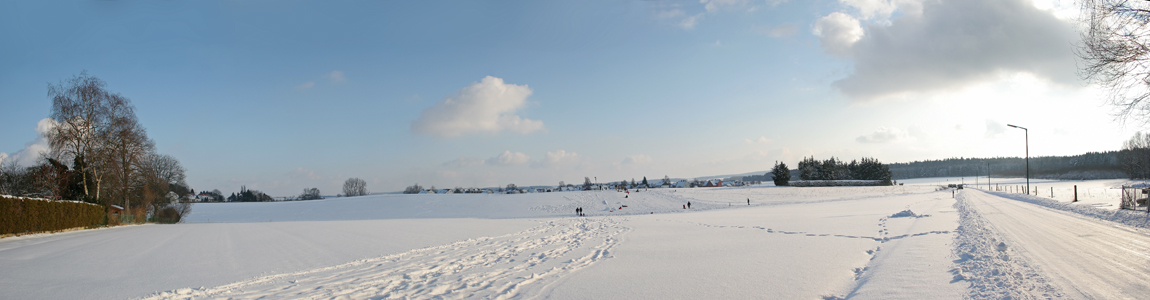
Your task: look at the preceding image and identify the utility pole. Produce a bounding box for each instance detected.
[1007,124,1029,195]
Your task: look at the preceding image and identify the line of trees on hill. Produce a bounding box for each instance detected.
[887,152,1124,180]
[0,71,191,222]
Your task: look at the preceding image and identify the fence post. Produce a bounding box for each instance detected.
[1050,187,1053,198]
[1073,185,1077,202]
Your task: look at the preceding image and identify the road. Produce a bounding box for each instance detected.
[964,189,1150,299]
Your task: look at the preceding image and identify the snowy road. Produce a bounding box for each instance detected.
[963,189,1150,299]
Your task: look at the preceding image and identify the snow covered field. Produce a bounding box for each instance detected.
[2,181,1149,299]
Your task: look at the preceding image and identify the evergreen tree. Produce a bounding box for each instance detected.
[798,156,818,180]
[641,176,648,187]
[771,161,791,186]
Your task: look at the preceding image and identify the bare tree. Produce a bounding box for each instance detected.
[300,188,322,200]
[134,153,189,222]
[403,183,423,194]
[1120,131,1150,178]
[104,106,154,212]
[146,153,186,189]
[47,71,133,203]
[343,178,367,197]
[1078,0,1150,124]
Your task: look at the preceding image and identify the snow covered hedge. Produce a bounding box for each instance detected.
[1,195,105,236]
[788,180,890,187]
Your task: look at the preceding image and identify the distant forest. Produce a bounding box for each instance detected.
[887,151,1125,180]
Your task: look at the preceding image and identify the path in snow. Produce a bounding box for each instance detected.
[962,189,1150,299]
[142,217,627,300]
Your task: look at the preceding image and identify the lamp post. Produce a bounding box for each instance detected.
[1007,124,1028,195]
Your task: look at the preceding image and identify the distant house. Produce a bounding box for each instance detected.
[673,180,689,188]
[438,189,451,194]
[108,204,124,214]
[703,180,723,187]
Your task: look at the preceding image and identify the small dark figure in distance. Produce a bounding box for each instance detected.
[747,198,750,205]
[687,202,692,209]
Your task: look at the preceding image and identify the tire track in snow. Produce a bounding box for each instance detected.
[140,217,628,300]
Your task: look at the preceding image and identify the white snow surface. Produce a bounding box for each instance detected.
[2,182,1148,299]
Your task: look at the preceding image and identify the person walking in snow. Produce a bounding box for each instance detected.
[747,198,750,205]
[687,201,691,209]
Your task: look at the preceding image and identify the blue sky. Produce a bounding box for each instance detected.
[0,0,1133,196]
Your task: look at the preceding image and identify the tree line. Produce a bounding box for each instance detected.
[887,152,1124,180]
[0,71,191,222]
[768,157,891,186]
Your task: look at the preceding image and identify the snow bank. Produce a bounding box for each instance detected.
[951,193,1062,299]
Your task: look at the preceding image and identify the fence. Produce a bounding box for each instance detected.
[1120,186,1149,211]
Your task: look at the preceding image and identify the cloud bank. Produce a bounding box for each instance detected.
[820,0,1079,100]
[856,126,907,143]
[412,76,544,138]
[1,118,57,167]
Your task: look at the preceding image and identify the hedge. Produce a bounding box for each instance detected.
[1,195,105,236]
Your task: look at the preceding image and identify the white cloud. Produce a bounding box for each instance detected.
[984,119,1008,139]
[680,13,704,29]
[295,81,315,90]
[745,136,772,143]
[442,156,486,168]
[813,12,863,57]
[326,70,345,83]
[702,0,753,12]
[621,154,652,165]
[533,150,581,168]
[487,150,531,166]
[838,0,914,21]
[830,0,1078,100]
[2,118,56,167]
[856,126,907,143]
[411,76,544,138]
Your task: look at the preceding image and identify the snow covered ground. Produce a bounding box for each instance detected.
[2,181,1149,299]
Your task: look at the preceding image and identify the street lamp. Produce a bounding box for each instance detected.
[1007,124,1028,195]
